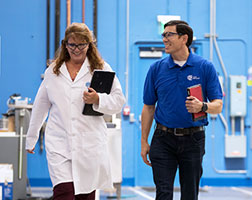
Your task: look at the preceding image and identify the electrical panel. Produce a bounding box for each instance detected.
[225,135,246,158]
[230,75,247,117]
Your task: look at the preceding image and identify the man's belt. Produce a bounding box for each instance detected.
[156,123,204,136]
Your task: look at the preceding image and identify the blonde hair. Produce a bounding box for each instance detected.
[53,23,104,75]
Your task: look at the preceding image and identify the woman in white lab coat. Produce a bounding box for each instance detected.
[26,23,125,200]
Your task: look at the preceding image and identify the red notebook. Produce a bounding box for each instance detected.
[187,84,207,121]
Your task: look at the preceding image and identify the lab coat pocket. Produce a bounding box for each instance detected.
[45,131,71,159]
[80,132,106,158]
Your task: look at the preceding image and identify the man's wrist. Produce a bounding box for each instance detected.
[141,137,148,143]
[201,102,208,112]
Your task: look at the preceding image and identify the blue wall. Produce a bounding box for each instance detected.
[1,0,252,187]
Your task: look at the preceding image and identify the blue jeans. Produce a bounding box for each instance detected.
[149,128,205,200]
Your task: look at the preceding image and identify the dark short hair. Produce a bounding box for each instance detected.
[164,20,193,47]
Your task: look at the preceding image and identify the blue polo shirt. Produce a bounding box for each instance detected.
[143,50,223,128]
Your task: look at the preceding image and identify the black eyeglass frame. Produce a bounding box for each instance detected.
[161,32,183,39]
[66,42,89,51]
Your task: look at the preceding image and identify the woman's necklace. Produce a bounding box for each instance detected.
[67,66,81,81]
[71,69,80,81]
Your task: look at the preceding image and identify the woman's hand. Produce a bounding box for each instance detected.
[83,88,99,104]
[27,147,35,154]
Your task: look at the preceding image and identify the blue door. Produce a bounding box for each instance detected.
[131,42,203,186]
[131,42,167,186]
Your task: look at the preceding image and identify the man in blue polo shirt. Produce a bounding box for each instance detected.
[141,20,223,200]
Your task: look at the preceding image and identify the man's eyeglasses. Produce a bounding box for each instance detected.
[161,32,182,39]
[66,43,89,51]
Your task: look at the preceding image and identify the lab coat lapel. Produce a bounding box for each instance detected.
[74,58,90,82]
[59,59,90,83]
[60,63,72,82]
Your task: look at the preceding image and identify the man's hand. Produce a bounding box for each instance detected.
[185,96,202,113]
[141,104,155,167]
[141,140,151,166]
[186,97,223,114]
[83,88,99,104]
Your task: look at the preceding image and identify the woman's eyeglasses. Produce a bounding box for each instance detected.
[66,43,89,51]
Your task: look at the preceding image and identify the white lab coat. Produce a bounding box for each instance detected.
[25,58,125,194]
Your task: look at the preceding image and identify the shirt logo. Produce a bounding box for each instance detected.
[187,75,200,81]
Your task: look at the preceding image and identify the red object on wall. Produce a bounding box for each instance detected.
[123,106,130,116]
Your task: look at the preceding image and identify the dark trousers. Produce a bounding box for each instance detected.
[149,129,205,200]
[53,182,96,200]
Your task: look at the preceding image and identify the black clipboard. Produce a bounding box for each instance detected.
[187,84,207,121]
[82,70,115,116]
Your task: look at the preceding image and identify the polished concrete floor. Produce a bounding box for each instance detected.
[28,186,252,200]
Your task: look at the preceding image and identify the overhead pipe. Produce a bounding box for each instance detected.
[209,0,247,174]
[93,0,97,39]
[67,0,71,27]
[209,0,228,135]
[219,113,228,136]
[46,0,50,66]
[213,38,228,121]
[241,117,245,136]
[187,0,191,23]
[55,0,60,52]
[0,37,1,77]
[82,0,85,23]
[209,0,213,61]
[125,0,130,105]
[210,0,228,123]
[231,117,235,136]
